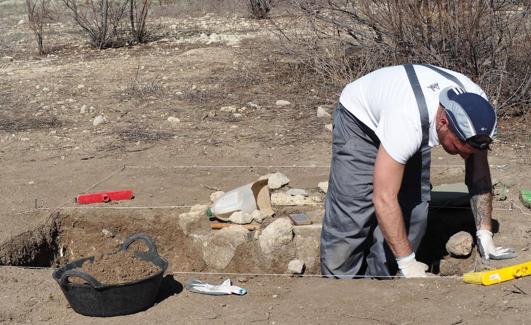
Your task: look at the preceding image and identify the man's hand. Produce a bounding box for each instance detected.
[397,253,428,278]
[477,229,517,260]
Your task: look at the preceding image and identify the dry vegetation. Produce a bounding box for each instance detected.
[7,0,531,123]
[248,0,275,19]
[280,0,530,116]
[25,0,52,54]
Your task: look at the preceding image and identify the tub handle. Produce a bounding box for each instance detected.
[121,233,159,261]
[60,269,103,289]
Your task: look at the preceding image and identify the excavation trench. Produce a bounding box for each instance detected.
[0,205,478,276]
[0,208,320,274]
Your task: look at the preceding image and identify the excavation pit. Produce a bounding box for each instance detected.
[0,204,481,276]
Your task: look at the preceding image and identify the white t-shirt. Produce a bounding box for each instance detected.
[339,65,487,164]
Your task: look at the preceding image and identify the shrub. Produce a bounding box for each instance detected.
[62,0,129,49]
[284,0,530,115]
[25,0,52,55]
[248,0,274,19]
[129,0,153,44]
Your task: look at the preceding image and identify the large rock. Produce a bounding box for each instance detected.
[286,188,308,197]
[294,224,322,270]
[267,172,290,190]
[271,192,321,206]
[178,204,208,235]
[259,218,294,254]
[202,225,249,269]
[439,254,483,276]
[445,231,473,257]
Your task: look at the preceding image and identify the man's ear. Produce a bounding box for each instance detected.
[436,106,449,130]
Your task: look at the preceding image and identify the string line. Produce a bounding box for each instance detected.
[170,270,461,280]
[125,164,505,169]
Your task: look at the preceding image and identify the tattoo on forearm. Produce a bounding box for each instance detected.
[470,193,493,230]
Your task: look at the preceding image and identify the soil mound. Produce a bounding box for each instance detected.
[73,250,161,285]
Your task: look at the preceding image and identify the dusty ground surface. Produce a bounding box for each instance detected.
[1,1,530,324]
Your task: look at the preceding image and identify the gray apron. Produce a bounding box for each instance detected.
[320,64,433,277]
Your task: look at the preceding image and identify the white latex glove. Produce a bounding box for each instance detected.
[476,229,517,260]
[185,278,246,295]
[396,253,428,278]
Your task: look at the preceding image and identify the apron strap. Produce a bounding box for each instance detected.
[403,64,430,147]
[403,64,431,202]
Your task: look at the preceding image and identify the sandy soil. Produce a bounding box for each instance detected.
[1,1,530,324]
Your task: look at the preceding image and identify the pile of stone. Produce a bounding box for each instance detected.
[174,172,328,275]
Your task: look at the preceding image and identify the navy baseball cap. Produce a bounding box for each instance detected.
[439,87,497,150]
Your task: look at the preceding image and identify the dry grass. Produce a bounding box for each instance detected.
[277,0,530,116]
[121,67,165,99]
[0,115,63,133]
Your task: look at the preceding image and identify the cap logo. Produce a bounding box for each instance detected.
[451,87,465,94]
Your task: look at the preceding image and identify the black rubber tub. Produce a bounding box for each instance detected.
[52,233,168,317]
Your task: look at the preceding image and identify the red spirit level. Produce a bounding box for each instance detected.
[75,190,134,204]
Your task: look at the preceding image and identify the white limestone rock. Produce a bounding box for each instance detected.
[220,105,238,113]
[287,259,305,274]
[228,211,253,225]
[93,115,106,126]
[294,224,322,271]
[286,188,308,197]
[178,204,208,235]
[259,218,294,254]
[167,116,180,124]
[202,225,249,269]
[318,181,329,193]
[251,210,266,223]
[275,100,291,107]
[247,101,261,109]
[271,192,321,206]
[268,172,290,190]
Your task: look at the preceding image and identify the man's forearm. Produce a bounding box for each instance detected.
[470,192,493,231]
[374,197,412,257]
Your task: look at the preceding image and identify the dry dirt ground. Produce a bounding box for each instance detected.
[1,1,531,324]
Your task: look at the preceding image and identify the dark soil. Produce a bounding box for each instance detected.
[72,250,161,285]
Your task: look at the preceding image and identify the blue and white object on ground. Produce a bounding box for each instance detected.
[185,278,247,296]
